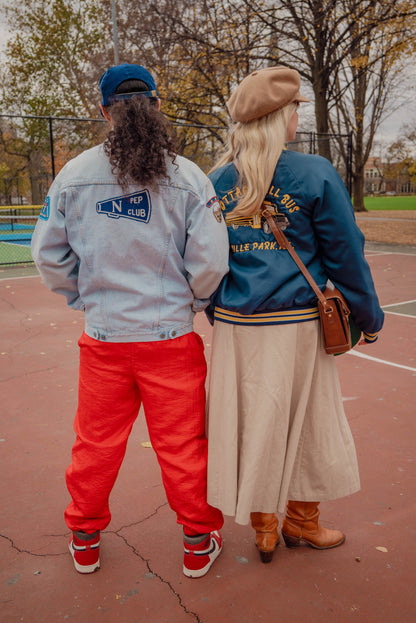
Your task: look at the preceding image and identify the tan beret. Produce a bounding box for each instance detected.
[227,66,309,123]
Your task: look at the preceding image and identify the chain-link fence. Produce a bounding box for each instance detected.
[0,114,107,208]
[0,206,38,265]
[0,113,352,265]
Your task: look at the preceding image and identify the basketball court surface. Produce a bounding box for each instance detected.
[1,241,415,622]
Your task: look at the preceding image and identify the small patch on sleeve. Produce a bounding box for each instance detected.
[39,196,50,220]
[206,196,219,209]
[207,196,223,222]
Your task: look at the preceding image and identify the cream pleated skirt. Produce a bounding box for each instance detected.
[207,320,360,525]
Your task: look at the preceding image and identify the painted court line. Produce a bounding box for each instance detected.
[382,299,416,307]
[366,251,416,257]
[382,299,416,319]
[347,350,416,373]
[384,311,416,318]
[0,274,40,281]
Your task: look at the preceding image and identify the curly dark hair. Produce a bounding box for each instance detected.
[103,89,177,191]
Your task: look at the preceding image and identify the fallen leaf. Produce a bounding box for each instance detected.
[141,441,152,448]
[376,546,388,553]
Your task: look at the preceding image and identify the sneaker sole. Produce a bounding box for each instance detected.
[68,542,100,574]
[183,540,223,578]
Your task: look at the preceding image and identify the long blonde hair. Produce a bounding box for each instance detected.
[211,102,297,217]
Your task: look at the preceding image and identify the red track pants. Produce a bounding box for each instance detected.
[64,331,223,535]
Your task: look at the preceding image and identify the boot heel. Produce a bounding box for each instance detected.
[258,548,275,563]
[250,513,279,563]
[282,532,301,548]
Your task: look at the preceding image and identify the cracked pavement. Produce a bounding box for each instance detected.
[1,261,416,622]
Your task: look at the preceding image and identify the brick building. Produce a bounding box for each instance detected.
[364,156,415,195]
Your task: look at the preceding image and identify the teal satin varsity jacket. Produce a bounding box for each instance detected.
[208,150,384,340]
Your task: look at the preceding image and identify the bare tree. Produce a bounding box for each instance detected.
[0,0,110,198]
[2,0,416,196]
[1,0,107,118]
[114,0,274,165]
[330,0,416,208]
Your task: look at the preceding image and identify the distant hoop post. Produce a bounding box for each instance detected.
[48,117,56,180]
[111,0,119,65]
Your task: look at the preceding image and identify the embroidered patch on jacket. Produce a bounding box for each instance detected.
[96,191,151,223]
[225,201,290,231]
[207,196,223,223]
[206,196,219,209]
[39,196,50,220]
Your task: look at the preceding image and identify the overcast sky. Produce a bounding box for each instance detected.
[375,72,416,147]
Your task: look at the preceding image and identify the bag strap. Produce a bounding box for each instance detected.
[261,205,327,306]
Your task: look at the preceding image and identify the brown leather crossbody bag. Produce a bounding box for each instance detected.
[261,206,354,355]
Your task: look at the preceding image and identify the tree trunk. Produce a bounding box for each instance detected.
[352,168,366,212]
[351,79,367,211]
[312,73,332,162]
[28,151,45,204]
[352,117,366,211]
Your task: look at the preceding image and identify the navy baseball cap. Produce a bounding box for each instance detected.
[99,63,159,106]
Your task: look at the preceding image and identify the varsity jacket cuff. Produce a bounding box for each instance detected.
[363,331,379,344]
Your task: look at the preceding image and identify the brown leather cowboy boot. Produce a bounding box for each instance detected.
[281,501,345,549]
[250,512,279,563]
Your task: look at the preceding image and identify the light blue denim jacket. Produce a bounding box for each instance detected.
[31,145,229,342]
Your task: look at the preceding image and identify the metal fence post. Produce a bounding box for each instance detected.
[48,117,56,180]
[347,131,353,196]
[111,0,119,65]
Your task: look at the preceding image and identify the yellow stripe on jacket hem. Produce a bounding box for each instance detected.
[363,332,378,343]
[214,306,320,325]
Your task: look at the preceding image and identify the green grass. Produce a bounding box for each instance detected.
[364,195,416,210]
[0,241,33,265]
